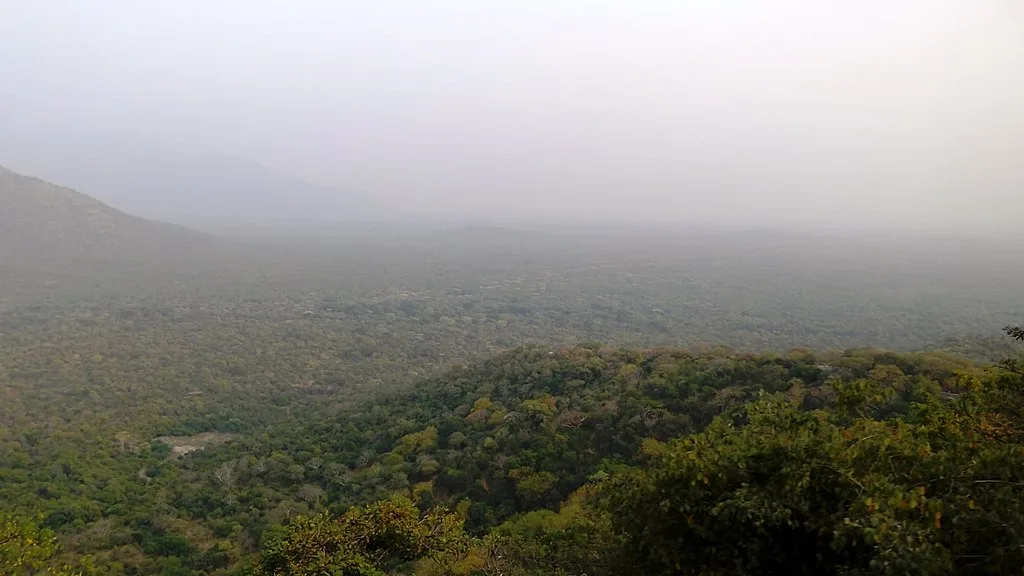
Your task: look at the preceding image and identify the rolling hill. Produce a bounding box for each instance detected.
[0,165,218,306]
[0,164,213,262]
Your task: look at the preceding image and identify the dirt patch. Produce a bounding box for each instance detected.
[154,432,237,459]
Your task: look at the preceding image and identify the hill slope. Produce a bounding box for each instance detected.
[0,164,212,263]
[0,121,380,228]
[0,165,218,309]
[4,337,1016,574]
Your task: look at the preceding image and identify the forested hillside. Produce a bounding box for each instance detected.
[2,167,1023,574]
[0,165,211,266]
[4,0,1022,572]
[253,330,1024,576]
[0,166,218,307]
[3,329,1022,574]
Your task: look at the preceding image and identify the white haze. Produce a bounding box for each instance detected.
[1,0,1022,232]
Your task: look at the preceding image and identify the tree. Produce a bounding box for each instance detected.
[478,487,617,576]
[1001,325,1024,377]
[600,348,1024,576]
[255,496,467,576]
[0,514,78,576]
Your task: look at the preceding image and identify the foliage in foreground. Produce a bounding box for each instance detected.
[603,385,1024,574]
[2,311,1020,574]
[258,328,1024,575]
[0,514,79,576]
[254,496,466,576]
[3,230,1021,574]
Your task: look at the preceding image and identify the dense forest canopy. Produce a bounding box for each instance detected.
[2,298,1021,575]
[4,0,1024,569]
[2,170,1023,574]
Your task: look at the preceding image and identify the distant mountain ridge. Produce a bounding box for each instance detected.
[0,120,381,228]
[0,164,213,268]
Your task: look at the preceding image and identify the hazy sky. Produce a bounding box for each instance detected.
[1,1,1022,229]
